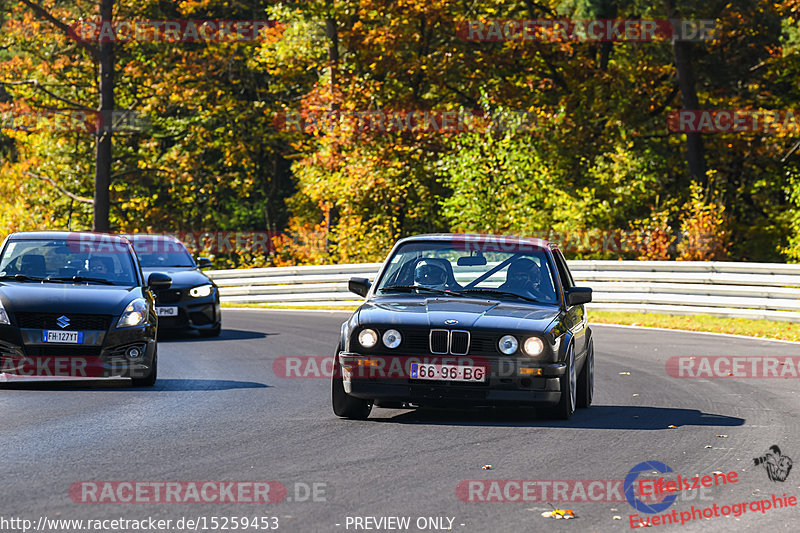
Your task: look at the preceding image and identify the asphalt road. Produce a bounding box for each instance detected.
[2,309,800,533]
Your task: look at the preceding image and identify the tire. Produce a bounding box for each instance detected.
[548,344,576,420]
[577,339,594,408]
[331,346,372,420]
[199,324,221,337]
[132,349,157,387]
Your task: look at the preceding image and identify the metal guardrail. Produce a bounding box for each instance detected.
[207,261,800,322]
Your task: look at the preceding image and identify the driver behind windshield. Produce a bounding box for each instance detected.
[413,259,449,291]
[499,258,543,300]
[88,257,112,275]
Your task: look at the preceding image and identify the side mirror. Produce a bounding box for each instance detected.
[197,257,213,269]
[147,272,172,290]
[348,277,371,298]
[565,287,592,306]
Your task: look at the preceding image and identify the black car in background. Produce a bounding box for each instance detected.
[332,233,594,420]
[126,234,221,337]
[0,231,171,386]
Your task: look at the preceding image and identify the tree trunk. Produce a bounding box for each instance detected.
[667,1,706,185]
[93,0,114,231]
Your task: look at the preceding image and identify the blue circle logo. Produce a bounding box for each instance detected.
[624,461,677,514]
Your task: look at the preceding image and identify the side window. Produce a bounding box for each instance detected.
[552,249,573,290]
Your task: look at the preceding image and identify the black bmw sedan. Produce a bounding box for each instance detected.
[125,234,221,337]
[332,233,594,420]
[0,231,170,386]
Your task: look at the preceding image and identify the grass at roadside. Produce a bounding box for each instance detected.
[222,303,800,342]
[589,311,800,342]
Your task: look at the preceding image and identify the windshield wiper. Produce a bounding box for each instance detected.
[47,276,115,285]
[0,274,49,282]
[380,285,460,296]
[455,288,541,303]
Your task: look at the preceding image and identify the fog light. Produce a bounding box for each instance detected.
[126,346,143,360]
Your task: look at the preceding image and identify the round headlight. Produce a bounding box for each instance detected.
[498,335,518,355]
[383,329,402,349]
[358,328,378,348]
[523,336,544,356]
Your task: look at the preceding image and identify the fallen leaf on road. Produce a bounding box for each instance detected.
[716,435,728,438]
[542,509,574,519]
[613,516,622,520]
[668,425,678,429]
[619,372,631,375]
[482,465,492,470]
[705,445,713,449]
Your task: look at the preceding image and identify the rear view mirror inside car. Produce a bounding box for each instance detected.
[457,254,487,266]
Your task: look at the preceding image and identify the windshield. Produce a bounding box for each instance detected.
[375,240,560,304]
[0,238,138,286]
[129,237,195,268]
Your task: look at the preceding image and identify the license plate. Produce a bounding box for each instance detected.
[410,362,487,382]
[156,306,178,317]
[42,330,83,344]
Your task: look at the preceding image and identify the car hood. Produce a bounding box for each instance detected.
[141,267,211,289]
[356,297,560,332]
[0,282,142,315]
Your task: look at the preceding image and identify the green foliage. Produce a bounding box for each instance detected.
[2,0,800,265]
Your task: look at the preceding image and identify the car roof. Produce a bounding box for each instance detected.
[394,233,557,249]
[5,231,131,243]
[122,233,182,243]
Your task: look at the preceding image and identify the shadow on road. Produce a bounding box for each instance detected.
[369,405,745,430]
[158,329,271,342]
[0,378,269,391]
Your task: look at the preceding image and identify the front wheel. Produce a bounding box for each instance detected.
[577,339,594,408]
[547,344,576,420]
[331,346,372,420]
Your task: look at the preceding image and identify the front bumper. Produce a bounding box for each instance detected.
[153,291,221,332]
[338,351,566,406]
[0,324,156,380]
